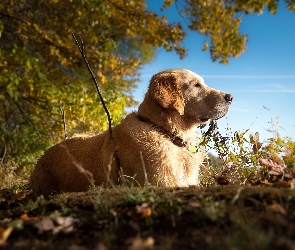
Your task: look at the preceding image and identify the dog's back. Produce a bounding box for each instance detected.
[30,131,112,197]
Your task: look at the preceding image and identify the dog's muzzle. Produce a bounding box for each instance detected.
[224,93,233,104]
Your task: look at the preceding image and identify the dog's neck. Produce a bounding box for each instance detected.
[137,115,187,147]
[138,92,199,144]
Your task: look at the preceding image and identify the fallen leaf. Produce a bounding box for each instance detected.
[14,191,27,200]
[54,216,76,228]
[95,243,108,250]
[272,180,291,188]
[125,236,154,250]
[189,202,201,208]
[21,213,39,221]
[134,203,152,219]
[52,216,76,234]
[35,218,54,234]
[0,227,13,246]
[35,216,78,235]
[7,219,23,230]
[68,244,87,250]
[212,175,230,185]
[259,158,284,176]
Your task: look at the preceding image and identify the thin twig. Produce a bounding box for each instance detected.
[0,136,7,166]
[106,151,114,185]
[140,151,150,186]
[59,144,95,188]
[72,33,113,139]
[59,104,67,140]
[103,151,120,192]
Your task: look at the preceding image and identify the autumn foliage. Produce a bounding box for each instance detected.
[0,0,186,167]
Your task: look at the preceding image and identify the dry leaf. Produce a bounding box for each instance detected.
[125,236,154,250]
[259,158,293,180]
[0,227,13,246]
[259,158,284,176]
[189,202,201,208]
[212,175,230,185]
[272,180,291,188]
[34,216,77,235]
[135,203,152,219]
[21,213,39,221]
[35,218,55,234]
[52,216,76,234]
[68,245,87,250]
[14,191,27,200]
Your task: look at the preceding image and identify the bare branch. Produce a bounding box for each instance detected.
[59,104,67,140]
[0,136,7,166]
[59,144,95,188]
[72,33,113,139]
[140,151,150,186]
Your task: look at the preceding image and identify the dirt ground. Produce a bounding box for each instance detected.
[1,185,295,249]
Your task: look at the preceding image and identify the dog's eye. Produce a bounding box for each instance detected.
[194,83,201,88]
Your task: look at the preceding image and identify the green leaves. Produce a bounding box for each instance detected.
[172,0,291,63]
[0,0,180,167]
[286,0,295,11]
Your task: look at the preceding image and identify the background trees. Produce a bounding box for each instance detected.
[0,0,185,168]
[0,0,294,171]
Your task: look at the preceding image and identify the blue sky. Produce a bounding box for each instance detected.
[132,1,295,142]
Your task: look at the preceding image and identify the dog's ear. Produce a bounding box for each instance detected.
[149,71,185,115]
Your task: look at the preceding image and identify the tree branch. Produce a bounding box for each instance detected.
[0,136,7,166]
[0,12,69,55]
[72,33,113,139]
[59,104,67,140]
[8,94,40,135]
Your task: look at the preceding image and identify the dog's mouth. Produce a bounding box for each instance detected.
[199,105,230,123]
[200,117,210,123]
[199,114,224,124]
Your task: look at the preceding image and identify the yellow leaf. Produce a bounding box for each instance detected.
[135,203,152,219]
[0,227,13,246]
[189,145,198,153]
[21,213,39,221]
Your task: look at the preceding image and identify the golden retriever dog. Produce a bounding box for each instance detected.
[30,69,233,197]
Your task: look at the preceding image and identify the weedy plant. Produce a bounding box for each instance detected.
[0,159,28,190]
[199,117,295,187]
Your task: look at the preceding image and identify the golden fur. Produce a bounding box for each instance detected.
[30,69,233,197]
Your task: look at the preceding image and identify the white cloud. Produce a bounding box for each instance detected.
[230,107,251,112]
[240,89,295,93]
[231,83,295,93]
[203,75,295,79]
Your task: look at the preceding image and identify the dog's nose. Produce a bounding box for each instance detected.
[224,93,233,103]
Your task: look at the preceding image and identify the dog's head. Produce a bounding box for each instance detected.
[149,69,233,124]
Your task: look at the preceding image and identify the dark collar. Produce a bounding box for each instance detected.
[137,115,187,148]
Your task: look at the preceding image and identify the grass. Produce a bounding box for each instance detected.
[1,118,295,249]
[1,185,295,249]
